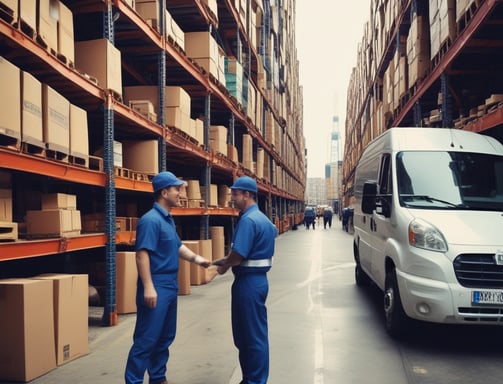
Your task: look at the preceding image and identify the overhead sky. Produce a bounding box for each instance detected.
[295,0,371,178]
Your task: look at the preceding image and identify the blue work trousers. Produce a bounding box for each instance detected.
[125,278,178,384]
[232,272,269,384]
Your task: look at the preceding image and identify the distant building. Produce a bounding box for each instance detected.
[306,178,326,206]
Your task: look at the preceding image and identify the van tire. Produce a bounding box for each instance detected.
[384,270,408,338]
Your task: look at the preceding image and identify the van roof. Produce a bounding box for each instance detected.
[366,127,503,155]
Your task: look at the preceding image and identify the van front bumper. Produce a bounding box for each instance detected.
[396,269,503,324]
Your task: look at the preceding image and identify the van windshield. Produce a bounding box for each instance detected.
[396,151,503,211]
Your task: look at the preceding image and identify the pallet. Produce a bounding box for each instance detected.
[69,154,89,168]
[431,37,452,70]
[0,2,15,24]
[457,0,483,34]
[26,230,81,240]
[88,155,103,172]
[76,69,99,86]
[56,52,74,69]
[0,132,20,150]
[46,148,69,163]
[21,140,45,157]
[0,221,18,242]
[178,198,188,208]
[114,166,133,179]
[15,17,36,40]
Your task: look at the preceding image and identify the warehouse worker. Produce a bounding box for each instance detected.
[125,171,211,384]
[213,176,278,384]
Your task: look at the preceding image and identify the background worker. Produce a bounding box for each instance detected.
[125,171,211,384]
[213,176,278,384]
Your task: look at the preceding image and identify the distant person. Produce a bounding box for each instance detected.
[342,207,350,232]
[323,208,333,229]
[213,176,277,384]
[125,171,211,384]
[304,207,316,229]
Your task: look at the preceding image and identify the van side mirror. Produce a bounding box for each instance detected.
[362,182,377,214]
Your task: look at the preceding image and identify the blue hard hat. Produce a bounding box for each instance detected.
[152,171,185,192]
[231,176,258,194]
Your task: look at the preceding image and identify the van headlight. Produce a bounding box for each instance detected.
[408,218,448,252]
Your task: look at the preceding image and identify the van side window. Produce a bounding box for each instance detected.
[378,154,392,195]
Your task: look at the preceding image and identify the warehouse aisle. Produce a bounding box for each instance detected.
[16,219,361,384]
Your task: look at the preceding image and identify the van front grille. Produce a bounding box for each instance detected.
[453,254,503,289]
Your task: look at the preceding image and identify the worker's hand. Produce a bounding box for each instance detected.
[194,255,211,268]
[212,258,226,266]
[217,265,230,275]
[143,286,157,308]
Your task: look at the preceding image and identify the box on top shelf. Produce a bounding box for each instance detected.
[75,39,122,96]
[0,57,21,141]
[20,0,36,32]
[0,278,57,382]
[21,71,44,147]
[37,0,58,52]
[57,1,74,64]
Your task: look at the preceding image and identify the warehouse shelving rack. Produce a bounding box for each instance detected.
[343,0,503,201]
[0,0,305,324]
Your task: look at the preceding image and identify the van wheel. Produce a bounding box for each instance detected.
[384,270,408,338]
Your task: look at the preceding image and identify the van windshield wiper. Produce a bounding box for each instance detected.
[400,194,463,208]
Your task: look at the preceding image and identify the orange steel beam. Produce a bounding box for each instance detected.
[0,148,106,186]
[0,234,107,261]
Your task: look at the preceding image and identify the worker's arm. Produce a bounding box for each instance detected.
[212,250,244,275]
[178,244,211,268]
[136,249,157,308]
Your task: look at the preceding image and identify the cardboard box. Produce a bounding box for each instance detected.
[21,71,43,146]
[116,252,138,314]
[75,39,122,96]
[19,0,36,32]
[41,193,77,210]
[199,239,213,283]
[0,278,57,382]
[185,31,219,60]
[26,209,78,237]
[0,189,13,222]
[42,84,70,154]
[69,104,89,159]
[122,140,159,174]
[33,274,89,366]
[183,241,205,285]
[37,0,58,51]
[178,258,191,295]
[0,57,21,140]
[57,1,74,63]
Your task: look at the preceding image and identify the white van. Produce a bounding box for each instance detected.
[352,127,503,337]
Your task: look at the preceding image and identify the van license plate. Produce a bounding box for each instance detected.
[472,291,503,305]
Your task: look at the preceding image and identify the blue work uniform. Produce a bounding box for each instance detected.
[125,202,181,384]
[231,204,277,384]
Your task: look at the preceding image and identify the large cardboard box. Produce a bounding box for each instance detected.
[42,84,70,154]
[21,71,43,146]
[19,0,36,32]
[116,251,138,314]
[33,274,89,366]
[0,278,56,382]
[75,39,122,96]
[37,0,58,51]
[57,1,74,63]
[122,140,159,174]
[199,239,214,283]
[0,57,21,140]
[26,209,79,237]
[178,258,191,295]
[69,104,89,160]
[183,240,205,286]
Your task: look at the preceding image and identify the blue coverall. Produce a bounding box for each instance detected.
[231,204,277,384]
[125,203,181,384]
